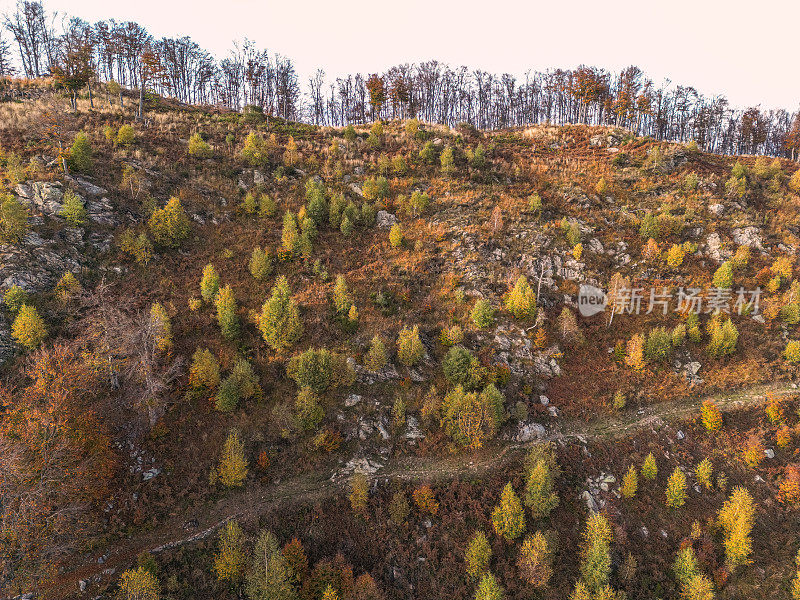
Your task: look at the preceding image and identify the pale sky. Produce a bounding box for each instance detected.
[2,0,799,111]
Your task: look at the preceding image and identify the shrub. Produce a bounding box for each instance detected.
[60,190,87,225]
[492,482,525,541]
[118,567,159,600]
[189,347,220,391]
[200,264,220,302]
[364,336,388,371]
[412,484,439,514]
[287,347,353,393]
[4,285,28,312]
[388,491,410,525]
[405,190,430,217]
[295,387,324,431]
[215,284,239,339]
[249,246,273,280]
[397,325,424,366]
[641,452,657,480]
[712,262,734,289]
[115,124,136,146]
[260,276,303,352]
[69,132,92,172]
[666,243,685,268]
[665,467,687,508]
[148,197,190,248]
[528,193,542,214]
[612,390,626,410]
[0,195,29,243]
[701,400,722,432]
[218,430,248,487]
[696,458,713,489]
[621,465,638,498]
[505,276,537,320]
[188,132,212,158]
[518,532,552,587]
[12,304,46,349]
[389,223,403,248]
[471,299,496,329]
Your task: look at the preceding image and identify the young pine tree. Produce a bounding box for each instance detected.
[492,482,526,541]
[12,304,46,350]
[260,276,303,352]
[364,335,388,372]
[149,302,172,352]
[475,573,504,600]
[189,347,220,392]
[666,467,688,508]
[505,276,537,320]
[213,520,246,583]
[465,531,491,580]
[621,465,638,499]
[517,531,552,587]
[524,459,559,520]
[200,263,220,302]
[245,530,295,600]
[701,400,723,432]
[397,325,424,366]
[249,246,273,280]
[218,430,248,488]
[641,452,658,480]
[215,284,239,339]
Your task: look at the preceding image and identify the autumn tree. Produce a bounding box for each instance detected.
[118,567,160,600]
[505,276,537,320]
[214,520,246,583]
[217,429,248,488]
[518,531,552,587]
[260,276,303,352]
[465,531,491,580]
[666,467,688,508]
[245,530,296,600]
[12,303,47,349]
[492,482,525,541]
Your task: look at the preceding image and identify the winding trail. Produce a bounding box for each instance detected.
[52,381,796,597]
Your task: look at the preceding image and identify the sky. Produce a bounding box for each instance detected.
[2,0,799,111]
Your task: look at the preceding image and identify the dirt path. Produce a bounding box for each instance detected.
[53,381,795,597]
